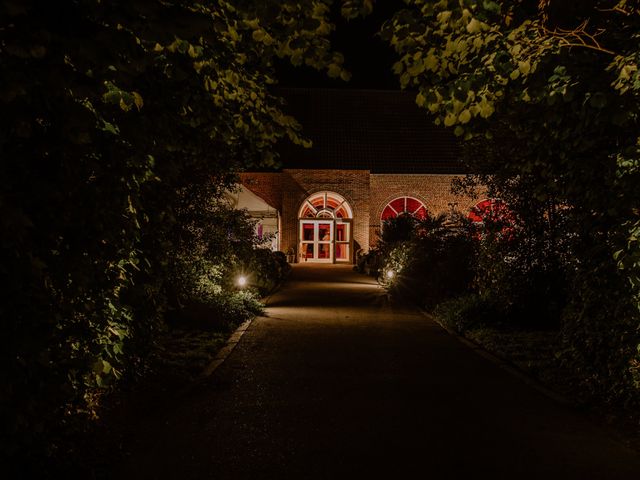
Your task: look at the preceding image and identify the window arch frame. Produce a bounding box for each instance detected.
[380,196,428,221]
[298,191,353,219]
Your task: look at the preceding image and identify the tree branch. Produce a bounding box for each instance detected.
[539,17,616,55]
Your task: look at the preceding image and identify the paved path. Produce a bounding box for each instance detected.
[120,265,640,479]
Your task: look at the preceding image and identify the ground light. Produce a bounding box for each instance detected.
[236,275,248,288]
[386,269,395,279]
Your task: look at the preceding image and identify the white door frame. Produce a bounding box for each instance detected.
[300,220,334,263]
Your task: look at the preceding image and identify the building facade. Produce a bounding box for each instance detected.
[240,170,480,263]
[236,88,484,264]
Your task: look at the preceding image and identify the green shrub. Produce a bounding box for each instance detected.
[249,248,291,296]
[166,286,263,333]
[434,294,506,334]
[212,290,264,324]
[560,256,640,408]
[474,231,569,329]
[380,215,477,308]
[379,214,417,245]
[168,192,284,330]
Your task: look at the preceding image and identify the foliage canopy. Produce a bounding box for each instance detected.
[380,0,640,404]
[0,0,357,472]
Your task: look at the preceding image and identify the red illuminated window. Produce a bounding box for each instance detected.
[298,192,353,219]
[381,196,428,221]
[302,223,315,241]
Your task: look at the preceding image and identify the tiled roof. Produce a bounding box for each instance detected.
[276,88,463,174]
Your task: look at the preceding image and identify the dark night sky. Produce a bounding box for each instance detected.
[276,1,404,90]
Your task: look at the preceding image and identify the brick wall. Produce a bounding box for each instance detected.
[240,170,484,261]
[240,169,370,258]
[238,172,287,212]
[285,169,370,256]
[369,174,482,247]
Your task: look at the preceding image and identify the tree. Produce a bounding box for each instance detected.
[0,0,355,472]
[381,0,640,404]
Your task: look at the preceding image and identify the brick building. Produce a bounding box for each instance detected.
[238,88,483,264]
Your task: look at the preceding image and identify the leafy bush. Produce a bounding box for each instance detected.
[249,248,291,296]
[357,215,418,276]
[560,252,640,408]
[209,290,264,326]
[168,186,286,330]
[170,185,257,298]
[434,294,505,334]
[379,214,417,245]
[380,215,477,308]
[474,229,569,329]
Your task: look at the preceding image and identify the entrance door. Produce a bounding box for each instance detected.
[335,220,351,262]
[300,220,333,263]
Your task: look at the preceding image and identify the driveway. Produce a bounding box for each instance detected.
[120,264,640,479]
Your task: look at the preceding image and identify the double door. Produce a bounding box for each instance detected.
[300,220,351,263]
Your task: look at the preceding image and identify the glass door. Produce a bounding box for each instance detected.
[300,222,315,261]
[335,220,351,262]
[300,220,333,263]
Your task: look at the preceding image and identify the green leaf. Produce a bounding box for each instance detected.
[479,99,495,118]
[132,92,144,111]
[408,62,425,76]
[444,112,457,126]
[424,54,438,72]
[327,64,341,78]
[483,1,501,14]
[92,359,111,374]
[458,109,472,124]
[518,60,531,76]
[466,19,483,34]
[437,11,452,24]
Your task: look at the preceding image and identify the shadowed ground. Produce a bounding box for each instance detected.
[119,265,640,479]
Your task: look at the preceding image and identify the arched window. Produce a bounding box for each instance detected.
[298,192,353,263]
[298,191,353,219]
[467,199,512,224]
[380,196,427,221]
